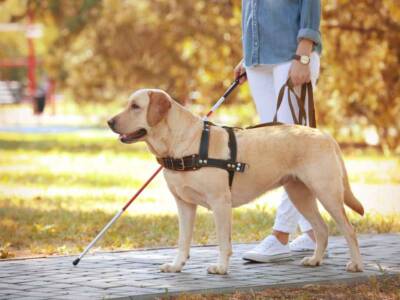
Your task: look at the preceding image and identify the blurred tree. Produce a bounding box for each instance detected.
[0,0,399,153]
[320,0,400,154]
[58,0,244,105]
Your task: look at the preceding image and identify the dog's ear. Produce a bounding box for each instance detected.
[147,91,172,127]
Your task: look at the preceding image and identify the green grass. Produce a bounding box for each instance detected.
[342,148,400,185]
[0,131,399,258]
[1,199,399,258]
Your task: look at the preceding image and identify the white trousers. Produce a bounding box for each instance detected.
[246,52,320,234]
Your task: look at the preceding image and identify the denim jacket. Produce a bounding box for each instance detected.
[242,0,322,67]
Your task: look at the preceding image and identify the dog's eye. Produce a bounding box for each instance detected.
[131,103,140,110]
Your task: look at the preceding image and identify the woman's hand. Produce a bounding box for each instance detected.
[290,38,313,86]
[234,59,247,84]
[289,60,311,86]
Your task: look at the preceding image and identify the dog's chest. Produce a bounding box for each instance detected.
[163,170,227,209]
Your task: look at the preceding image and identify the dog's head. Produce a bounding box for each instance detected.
[107,89,171,144]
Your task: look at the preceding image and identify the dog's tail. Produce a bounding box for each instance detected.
[334,142,364,216]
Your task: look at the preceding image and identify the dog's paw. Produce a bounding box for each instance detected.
[346,261,363,272]
[160,263,182,273]
[207,264,227,275]
[301,256,322,267]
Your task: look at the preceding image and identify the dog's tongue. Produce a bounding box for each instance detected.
[119,134,127,140]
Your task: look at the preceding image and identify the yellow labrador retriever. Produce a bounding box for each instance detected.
[108,89,364,275]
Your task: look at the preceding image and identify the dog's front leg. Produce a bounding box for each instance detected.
[160,197,197,273]
[208,197,232,275]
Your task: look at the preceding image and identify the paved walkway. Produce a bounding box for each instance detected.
[0,234,399,300]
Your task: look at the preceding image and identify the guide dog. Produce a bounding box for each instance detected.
[108,89,364,275]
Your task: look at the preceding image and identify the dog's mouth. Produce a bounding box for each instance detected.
[119,128,147,144]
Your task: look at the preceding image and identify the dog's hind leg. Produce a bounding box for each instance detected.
[312,180,364,272]
[284,179,328,267]
[160,196,197,273]
[208,193,232,275]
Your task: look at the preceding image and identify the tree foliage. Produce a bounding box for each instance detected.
[321,0,400,153]
[0,0,399,153]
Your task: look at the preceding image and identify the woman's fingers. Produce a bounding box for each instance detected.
[234,60,247,84]
[238,69,247,84]
[289,61,311,86]
[291,74,309,86]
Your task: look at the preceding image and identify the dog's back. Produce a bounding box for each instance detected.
[230,124,330,205]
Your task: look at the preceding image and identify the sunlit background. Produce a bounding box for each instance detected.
[0,0,399,259]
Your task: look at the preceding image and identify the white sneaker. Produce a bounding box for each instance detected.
[242,235,292,262]
[289,233,315,256]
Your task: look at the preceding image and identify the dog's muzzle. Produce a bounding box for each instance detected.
[119,128,147,143]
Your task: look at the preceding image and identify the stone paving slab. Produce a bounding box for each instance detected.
[0,234,399,300]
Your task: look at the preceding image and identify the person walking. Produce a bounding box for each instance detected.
[234,0,322,262]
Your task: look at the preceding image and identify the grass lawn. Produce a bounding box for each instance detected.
[0,131,399,258]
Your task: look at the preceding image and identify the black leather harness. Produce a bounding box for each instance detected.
[156,121,246,187]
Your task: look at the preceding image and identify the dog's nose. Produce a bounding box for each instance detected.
[107,118,116,129]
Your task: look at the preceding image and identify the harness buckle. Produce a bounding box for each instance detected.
[177,158,186,171]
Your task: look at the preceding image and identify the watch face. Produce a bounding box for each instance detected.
[300,56,310,64]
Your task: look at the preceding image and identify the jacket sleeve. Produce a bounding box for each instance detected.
[297,0,321,46]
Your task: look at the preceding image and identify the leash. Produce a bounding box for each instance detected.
[72,73,246,266]
[273,79,316,128]
[246,79,316,130]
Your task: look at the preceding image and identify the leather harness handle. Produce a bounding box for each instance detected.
[273,79,316,128]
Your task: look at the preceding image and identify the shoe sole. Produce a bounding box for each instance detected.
[242,252,293,263]
[291,250,330,259]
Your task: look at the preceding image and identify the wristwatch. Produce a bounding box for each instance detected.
[292,54,310,65]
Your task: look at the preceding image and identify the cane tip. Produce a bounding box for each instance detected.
[72,258,80,266]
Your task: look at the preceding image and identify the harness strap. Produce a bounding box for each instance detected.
[198,121,211,164]
[224,126,237,187]
[156,121,246,188]
[156,155,199,171]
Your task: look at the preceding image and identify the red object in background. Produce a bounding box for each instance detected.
[0,10,58,114]
[27,9,36,99]
[0,11,38,101]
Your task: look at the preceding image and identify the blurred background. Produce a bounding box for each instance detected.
[0,0,399,259]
